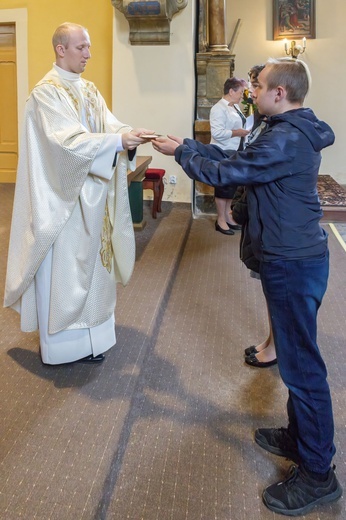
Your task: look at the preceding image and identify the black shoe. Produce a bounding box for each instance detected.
[227,222,242,231]
[244,345,258,356]
[215,221,234,235]
[262,464,343,516]
[245,352,277,368]
[76,353,105,364]
[255,427,299,463]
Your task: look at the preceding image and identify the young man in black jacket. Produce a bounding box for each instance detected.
[152,58,342,516]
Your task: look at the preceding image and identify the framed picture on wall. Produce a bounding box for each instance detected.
[273,0,316,40]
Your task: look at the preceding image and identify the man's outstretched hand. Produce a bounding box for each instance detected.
[152,135,183,156]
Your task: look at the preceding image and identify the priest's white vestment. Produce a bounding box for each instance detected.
[4,65,136,364]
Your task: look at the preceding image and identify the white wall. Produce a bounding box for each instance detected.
[112,0,346,203]
[112,5,195,203]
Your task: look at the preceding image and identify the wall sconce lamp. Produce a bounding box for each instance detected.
[284,37,306,59]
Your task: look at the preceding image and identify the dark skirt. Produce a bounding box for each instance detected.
[214,185,237,199]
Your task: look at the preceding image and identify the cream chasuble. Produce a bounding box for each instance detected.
[4,65,136,364]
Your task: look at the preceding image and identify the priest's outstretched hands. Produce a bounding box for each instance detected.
[122,128,155,150]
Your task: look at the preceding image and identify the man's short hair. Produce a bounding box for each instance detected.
[265,58,311,103]
[52,22,87,50]
[223,77,247,95]
[248,64,265,84]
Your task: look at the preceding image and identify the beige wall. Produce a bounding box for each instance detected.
[111,4,195,203]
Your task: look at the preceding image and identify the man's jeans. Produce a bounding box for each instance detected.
[260,251,335,473]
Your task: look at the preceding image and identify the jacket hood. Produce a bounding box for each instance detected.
[266,108,335,152]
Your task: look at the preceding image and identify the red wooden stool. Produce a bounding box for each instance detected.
[143,168,166,218]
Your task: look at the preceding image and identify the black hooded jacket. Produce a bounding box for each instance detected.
[175,108,335,261]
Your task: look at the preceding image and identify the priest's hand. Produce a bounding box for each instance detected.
[122,129,155,150]
[152,135,183,156]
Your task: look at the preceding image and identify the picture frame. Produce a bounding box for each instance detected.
[273,0,316,40]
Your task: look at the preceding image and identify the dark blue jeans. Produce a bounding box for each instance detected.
[260,251,335,474]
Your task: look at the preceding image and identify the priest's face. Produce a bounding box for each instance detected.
[59,28,91,74]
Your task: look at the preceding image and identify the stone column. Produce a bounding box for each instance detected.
[194,0,235,216]
[208,0,229,52]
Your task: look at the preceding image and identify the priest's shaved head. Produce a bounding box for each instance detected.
[52,22,88,50]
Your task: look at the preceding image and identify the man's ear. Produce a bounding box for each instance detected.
[275,86,285,101]
[56,44,65,58]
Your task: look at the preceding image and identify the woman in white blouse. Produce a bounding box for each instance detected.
[210,77,249,235]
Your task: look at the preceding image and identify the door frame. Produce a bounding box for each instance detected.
[0,9,28,143]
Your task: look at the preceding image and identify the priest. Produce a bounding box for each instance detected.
[4,22,152,365]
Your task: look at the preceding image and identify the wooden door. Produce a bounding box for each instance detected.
[0,24,18,183]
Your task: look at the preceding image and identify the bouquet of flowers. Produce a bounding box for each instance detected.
[241,88,256,117]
